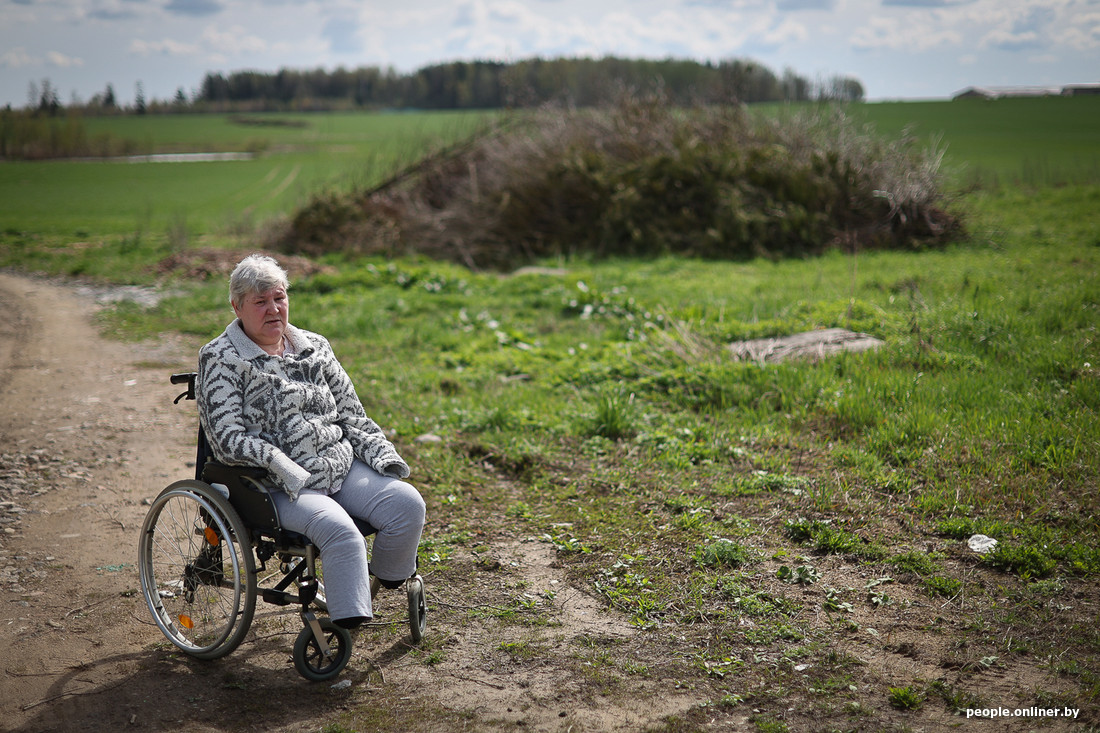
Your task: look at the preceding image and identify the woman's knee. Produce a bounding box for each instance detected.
[395,481,426,530]
[402,482,426,520]
[376,481,425,536]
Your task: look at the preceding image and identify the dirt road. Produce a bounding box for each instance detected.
[0,272,688,732]
[0,272,205,730]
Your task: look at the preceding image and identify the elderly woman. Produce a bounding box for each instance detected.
[197,254,424,629]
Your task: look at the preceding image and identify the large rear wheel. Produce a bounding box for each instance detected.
[138,481,256,659]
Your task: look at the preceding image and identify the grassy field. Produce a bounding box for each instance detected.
[3,98,1099,731]
[4,97,1097,241]
[851,96,1100,188]
[0,110,494,237]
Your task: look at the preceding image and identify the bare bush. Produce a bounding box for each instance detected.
[269,92,961,269]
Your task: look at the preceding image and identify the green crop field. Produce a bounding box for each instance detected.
[853,95,1100,187]
[2,97,1099,731]
[0,110,495,236]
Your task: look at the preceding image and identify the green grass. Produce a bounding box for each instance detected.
[109,191,1095,574]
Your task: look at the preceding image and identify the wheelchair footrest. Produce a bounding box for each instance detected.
[262,588,296,606]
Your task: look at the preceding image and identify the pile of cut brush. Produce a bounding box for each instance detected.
[270,92,961,270]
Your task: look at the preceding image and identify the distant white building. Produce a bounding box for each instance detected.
[952,83,1100,100]
[1062,83,1100,96]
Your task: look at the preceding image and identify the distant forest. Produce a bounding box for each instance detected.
[193,57,863,111]
[15,56,864,120]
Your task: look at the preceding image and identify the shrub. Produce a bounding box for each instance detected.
[270,92,960,269]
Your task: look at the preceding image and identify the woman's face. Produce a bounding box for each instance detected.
[233,287,289,348]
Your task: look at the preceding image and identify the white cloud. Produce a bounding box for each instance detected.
[129,38,201,56]
[201,25,270,55]
[950,0,1086,52]
[0,47,38,68]
[850,14,962,51]
[46,51,85,67]
[777,0,834,9]
[126,19,285,63]
[880,0,970,6]
[1059,12,1100,51]
[761,17,809,47]
[980,28,1041,51]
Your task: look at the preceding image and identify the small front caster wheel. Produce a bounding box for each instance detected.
[407,575,427,643]
[293,618,352,681]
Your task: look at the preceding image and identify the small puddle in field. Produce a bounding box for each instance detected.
[115,152,254,163]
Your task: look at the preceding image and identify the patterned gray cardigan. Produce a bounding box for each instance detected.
[197,320,409,500]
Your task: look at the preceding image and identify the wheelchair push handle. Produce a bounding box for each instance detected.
[171,372,198,404]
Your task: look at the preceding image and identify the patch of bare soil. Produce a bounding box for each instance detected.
[153,249,329,282]
[0,272,699,732]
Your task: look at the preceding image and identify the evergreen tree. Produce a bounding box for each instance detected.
[38,78,61,115]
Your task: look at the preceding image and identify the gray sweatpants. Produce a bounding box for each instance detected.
[268,459,425,622]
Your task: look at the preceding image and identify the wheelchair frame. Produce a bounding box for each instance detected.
[138,373,426,681]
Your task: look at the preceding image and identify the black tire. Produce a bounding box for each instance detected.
[293,618,352,681]
[138,481,256,659]
[407,575,427,643]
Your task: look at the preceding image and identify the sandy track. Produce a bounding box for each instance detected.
[0,272,199,730]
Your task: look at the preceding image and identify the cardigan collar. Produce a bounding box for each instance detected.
[226,319,312,361]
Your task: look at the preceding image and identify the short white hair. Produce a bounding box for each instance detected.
[229,254,289,306]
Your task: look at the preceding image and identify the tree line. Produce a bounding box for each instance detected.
[12,55,863,116]
[195,56,863,111]
[3,56,863,159]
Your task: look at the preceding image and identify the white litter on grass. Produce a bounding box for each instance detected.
[967,534,998,554]
[331,679,352,691]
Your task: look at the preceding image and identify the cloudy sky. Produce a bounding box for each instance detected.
[2,0,1097,108]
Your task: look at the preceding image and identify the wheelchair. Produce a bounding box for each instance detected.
[138,373,427,681]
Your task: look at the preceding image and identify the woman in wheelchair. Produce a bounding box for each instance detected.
[196,253,425,631]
